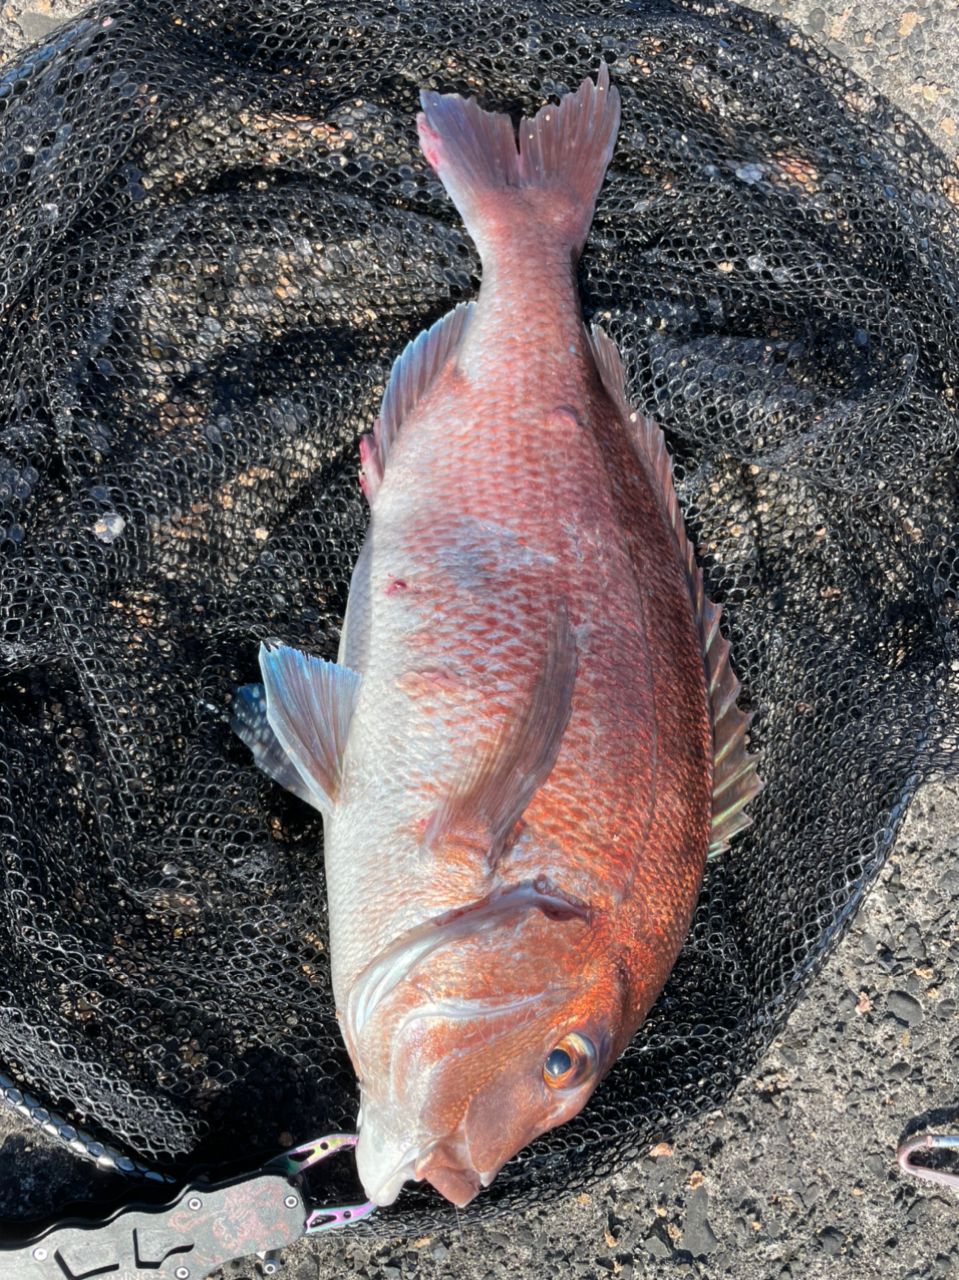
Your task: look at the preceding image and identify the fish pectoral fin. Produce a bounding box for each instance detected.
[589,323,763,858]
[254,640,362,817]
[424,605,578,868]
[361,301,475,503]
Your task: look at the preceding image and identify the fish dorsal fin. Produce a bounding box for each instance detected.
[240,640,362,818]
[425,605,578,868]
[589,324,762,856]
[361,301,475,502]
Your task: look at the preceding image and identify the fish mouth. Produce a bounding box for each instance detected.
[354,1125,430,1207]
[415,1155,484,1207]
[412,1129,502,1207]
[356,1116,496,1208]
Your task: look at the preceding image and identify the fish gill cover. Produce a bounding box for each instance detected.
[0,0,956,1232]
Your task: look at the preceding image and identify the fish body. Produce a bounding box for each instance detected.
[234,65,760,1209]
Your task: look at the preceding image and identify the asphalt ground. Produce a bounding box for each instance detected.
[1,4,957,1279]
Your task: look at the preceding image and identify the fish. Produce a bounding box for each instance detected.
[232,63,761,1209]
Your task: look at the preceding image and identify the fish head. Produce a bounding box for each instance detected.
[345,881,632,1207]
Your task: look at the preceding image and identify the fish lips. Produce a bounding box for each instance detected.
[353,1007,607,1208]
[416,1159,484,1208]
[353,1124,423,1206]
[413,1137,490,1207]
[350,996,545,1206]
[354,1118,495,1208]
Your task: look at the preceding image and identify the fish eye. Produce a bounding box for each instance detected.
[543,1032,596,1089]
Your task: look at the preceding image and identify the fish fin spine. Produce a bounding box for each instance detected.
[417,63,620,256]
[252,640,362,817]
[589,324,763,856]
[360,301,474,503]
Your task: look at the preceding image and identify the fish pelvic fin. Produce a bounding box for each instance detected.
[232,683,322,808]
[417,62,620,258]
[424,605,578,869]
[234,640,361,817]
[589,324,763,858]
[361,302,475,504]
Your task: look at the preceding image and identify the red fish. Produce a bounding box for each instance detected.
[234,63,761,1208]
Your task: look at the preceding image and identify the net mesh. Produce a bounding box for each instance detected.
[0,0,957,1233]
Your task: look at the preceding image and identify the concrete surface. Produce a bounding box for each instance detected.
[0,3,956,1279]
[753,0,959,154]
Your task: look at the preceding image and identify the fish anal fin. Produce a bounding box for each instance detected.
[589,323,763,856]
[360,302,475,504]
[257,640,362,818]
[706,624,763,858]
[425,606,578,869]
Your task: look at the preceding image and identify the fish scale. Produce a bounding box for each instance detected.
[234,62,760,1209]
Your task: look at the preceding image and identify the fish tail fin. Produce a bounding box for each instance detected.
[417,62,620,257]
